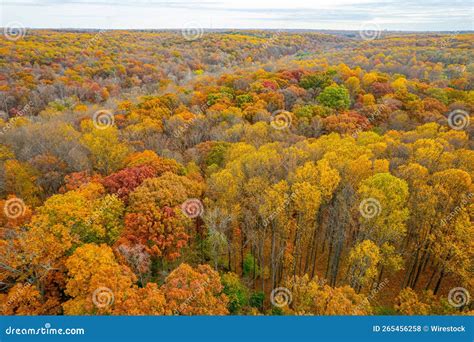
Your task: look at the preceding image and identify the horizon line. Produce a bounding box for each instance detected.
[2,27,473,33]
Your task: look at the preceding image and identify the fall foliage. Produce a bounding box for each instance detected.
[0,29,472,316]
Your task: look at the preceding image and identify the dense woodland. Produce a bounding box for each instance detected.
[0,30,472,315]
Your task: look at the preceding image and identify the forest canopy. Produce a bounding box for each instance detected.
[0,29,472,316]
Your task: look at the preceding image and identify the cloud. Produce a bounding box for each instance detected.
[223,0,472,24]
[1,0,472,30]
[2,0,220,8]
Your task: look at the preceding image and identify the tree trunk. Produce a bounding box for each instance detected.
[433,269,444,295]
[425,268,437,290]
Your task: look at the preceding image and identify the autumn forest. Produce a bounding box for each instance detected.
[0,29,472,316]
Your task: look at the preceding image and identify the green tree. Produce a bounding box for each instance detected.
[317,84,351,110]
[221,272,250,314]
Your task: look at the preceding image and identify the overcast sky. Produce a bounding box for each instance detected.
[1,0,472,31]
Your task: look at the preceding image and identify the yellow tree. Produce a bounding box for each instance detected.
[0,220,72,310]
[394,288,430,315]
[80,120,130,175]
[32,182,125,244]
[124,150,183,175]
[347,240,380,292]
[426,169,473,294]
[63,243,136,315]
[128,172,204,210]
[357,173,409,282]
[4,160,42,206]
[259,181,291,288]
[286,275,372,315]
[395,163,437,289]
[291,181,321,278]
